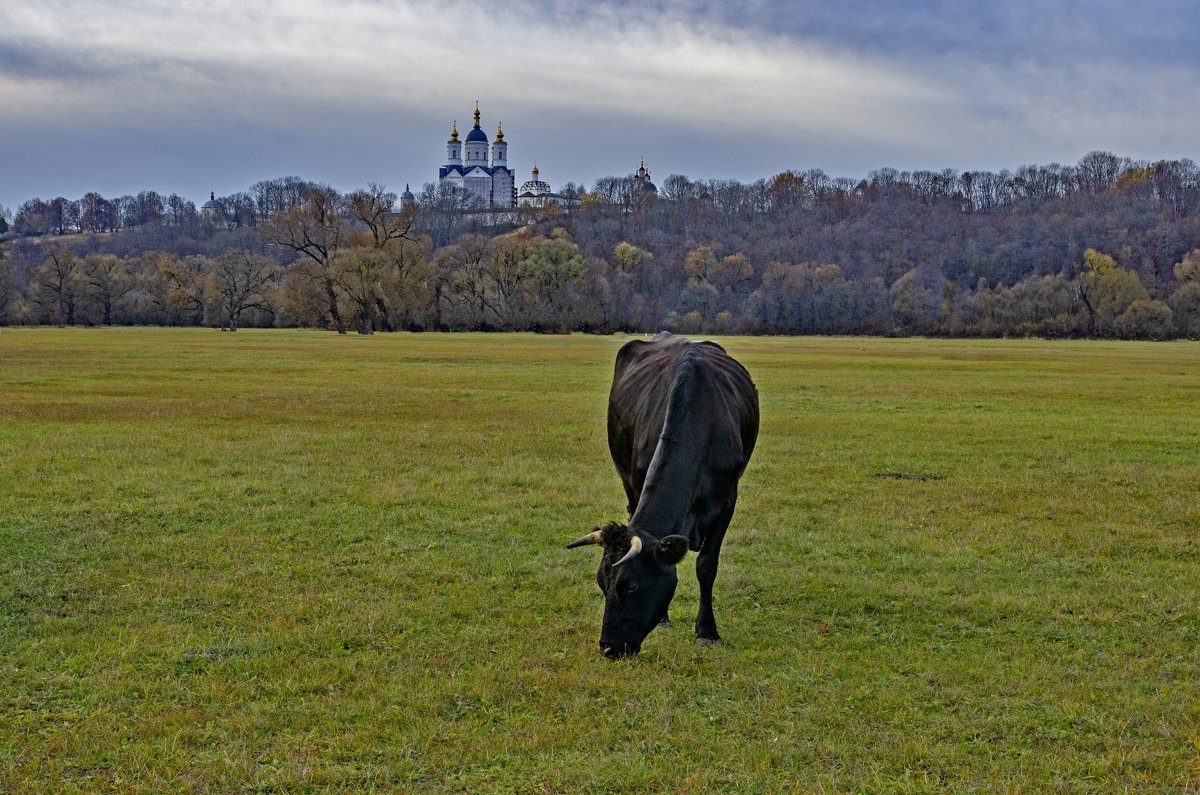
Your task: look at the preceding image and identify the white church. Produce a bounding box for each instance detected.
[438,105,574,209]
[438,104,515,209]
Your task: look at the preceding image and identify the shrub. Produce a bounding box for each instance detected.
[1114,299,1175,340]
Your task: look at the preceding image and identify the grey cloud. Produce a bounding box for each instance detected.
[0,40,127,81]
[1,0,1197,211]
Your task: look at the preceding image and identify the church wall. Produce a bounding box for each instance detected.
[463,175,492,207]
[491,169,514,208]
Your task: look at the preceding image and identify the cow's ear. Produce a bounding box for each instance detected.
[654,535,688,566]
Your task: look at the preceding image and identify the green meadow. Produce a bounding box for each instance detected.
[1,328,1198,793]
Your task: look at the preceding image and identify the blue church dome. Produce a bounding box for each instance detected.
[465,103,488,142]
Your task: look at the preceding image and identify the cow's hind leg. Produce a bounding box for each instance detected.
[695,498,736,645]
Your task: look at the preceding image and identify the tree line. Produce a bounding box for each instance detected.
[2,151,1199,338]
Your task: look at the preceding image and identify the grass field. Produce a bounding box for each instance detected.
[1,328,1199,793]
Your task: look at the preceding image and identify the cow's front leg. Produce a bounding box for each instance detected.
[695,500,735,645]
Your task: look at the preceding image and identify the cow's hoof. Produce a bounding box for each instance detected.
[697,637,721,647]
[658,617,672,628]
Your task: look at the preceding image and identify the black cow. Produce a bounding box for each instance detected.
[569,332,759,658]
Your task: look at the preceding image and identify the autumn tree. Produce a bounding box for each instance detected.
[711,253,755,301]
[1076,248,1149,337]
[482,235,533,328]
[339,184,421,332]
[259,185,349,333]
[977,274,1079,337]
[277,268,336,329]
[1169,249,1200,338]
[603,241,653,329]
[157,254,212,323]
[13,199,50,235]
[1114,300,1174,339]
[891,267,947,335]
[383,236,437,331]
[680,246,754,319]
[336,246,393,334]
[742,261,854,334]
[768,170,806,212]
[519,236,589,331]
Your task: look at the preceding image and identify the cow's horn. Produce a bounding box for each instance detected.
[612,534,643,567]
[566,530,604,549]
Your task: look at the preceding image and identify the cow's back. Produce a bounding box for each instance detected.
[607,334,758,517]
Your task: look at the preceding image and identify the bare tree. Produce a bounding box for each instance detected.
[164,194,198,232]
[435,234,492,329]
[592,176,633,207]
[219,192,258,228]
[84,254,135,325]
[259,185,349,333]
[210,250,277,330]
[416,181,473,248]
[31,248,83,324]
[0,238,12,324]
[251,177,315,219]
[346,183,417,249]
[79,192,117,233]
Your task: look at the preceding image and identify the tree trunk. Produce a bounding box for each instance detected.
[375,297,395,332]
[324,280,346,334]
[357,308,374,335]
[1078,287,1096,336]
[432,282,444,331]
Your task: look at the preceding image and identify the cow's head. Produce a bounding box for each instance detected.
[567,522,689,658]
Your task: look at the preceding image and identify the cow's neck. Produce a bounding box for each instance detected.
[628,384,711,541]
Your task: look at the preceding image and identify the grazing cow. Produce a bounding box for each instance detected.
[568,332,759,658]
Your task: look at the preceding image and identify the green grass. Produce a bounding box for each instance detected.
[1,328,1199,793]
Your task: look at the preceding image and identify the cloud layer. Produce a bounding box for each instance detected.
[2,0,1197,210]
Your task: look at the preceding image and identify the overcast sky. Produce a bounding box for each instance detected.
[2,0,1198,212]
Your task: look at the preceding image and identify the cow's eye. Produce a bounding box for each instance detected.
[620,581,639,596]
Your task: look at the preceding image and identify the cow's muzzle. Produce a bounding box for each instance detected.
[600,641,639,659]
